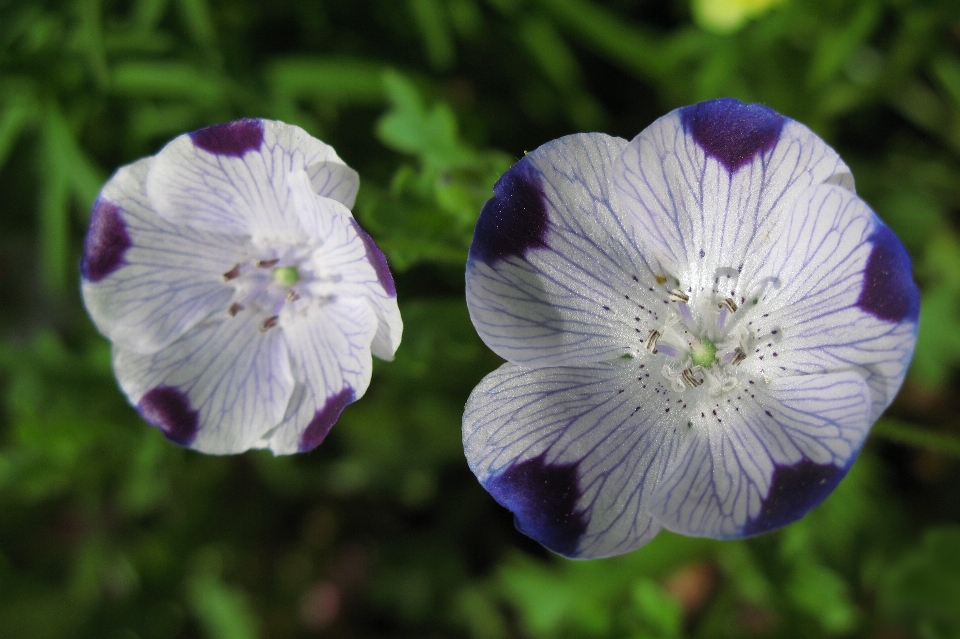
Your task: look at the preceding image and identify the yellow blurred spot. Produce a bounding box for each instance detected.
[693,0,787,34]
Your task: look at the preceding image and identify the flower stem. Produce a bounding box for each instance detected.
[871,418,960,459]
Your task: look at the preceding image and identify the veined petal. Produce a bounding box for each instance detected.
[467,133,669,367]
[744,184,919,420]
[286,170,402,360]
[649,371,871,539]
[114,312,295,454]
[463,361,700,558]
[259,297,378,455]
[82,158,249,354]
[146,119,358,239]
[613,98,854,295]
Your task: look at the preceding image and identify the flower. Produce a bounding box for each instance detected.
[692,0,786,34]
[463,98,919,558]
[82,119,402,454]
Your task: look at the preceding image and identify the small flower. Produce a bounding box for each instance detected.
[463,98,919,558]
[692,0,786,34]
[82,119,402,454]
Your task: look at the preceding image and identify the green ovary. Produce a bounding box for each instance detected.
[273,266,300,286]
[691,338,717,368]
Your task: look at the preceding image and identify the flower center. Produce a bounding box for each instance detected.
[635,269,781,396]
[273,266,300,286]
[222,251,326,331]
[690,338,716,368]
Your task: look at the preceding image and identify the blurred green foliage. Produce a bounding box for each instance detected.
[1,0,960,637]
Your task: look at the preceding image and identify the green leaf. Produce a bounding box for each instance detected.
[188,550,259,639]
[786,561,859,634]
[0,94,36,171]
[807,1,881,87]
[880,527,960,639]
[409,0,455,70]
[110,61,227,104]
[75,0,109,87]
[872,419,960,459]
[377,71,475,167]
[267,58,387,104]
[176,0,217,50]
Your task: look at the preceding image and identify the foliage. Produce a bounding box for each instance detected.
[1,0,959,637]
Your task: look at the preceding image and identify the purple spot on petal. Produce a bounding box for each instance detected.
[679,98,785,173]
[350,219,396,297]
[483,453,586,557]
[742,459,850,536]
[857,223,920,323]
[138,386,199,446]
[189,119,264,157]
[298,387,356,452]
[81,199,132,282]
[469,157,548,265]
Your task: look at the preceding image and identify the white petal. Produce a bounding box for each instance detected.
[467,133,669,367]
[287,169,402,361]
[649,371,871,539]
[744,184,919,420]
[114,312,295,454]
[146,119,358,239]
[613,98,854,296]
[462,361,699,558]
[82,157,249,354]
[259,297,378,455]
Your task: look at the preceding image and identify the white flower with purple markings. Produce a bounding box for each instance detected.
[82,119,401,455]
[463,98,919,558]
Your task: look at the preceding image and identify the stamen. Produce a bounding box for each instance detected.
[669,288,690,303]
[257,258,280,268]
[286,290,301,302]
[656,344,681,358]
[719,297,738,313]
[260,316,279,332]
[745,276,781,305]
[716,306,728,336]
[678,302,696,329]
[681,368,703,388]
[731,347,746,366]
[644,330,660,353]
[223,264,241,281]
[228,303,243,317]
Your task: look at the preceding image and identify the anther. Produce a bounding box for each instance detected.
[731,347,746,366]
[681,368,703,388]
[644,330,660,353]
[223,264,241,281]
[228,303,243,317]
[719,297,738,313]
[256,258,280,268]
[669,289,690,303]
[260,316,279,332]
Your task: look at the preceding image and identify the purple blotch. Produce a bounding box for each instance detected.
[741,459,849,537]
[679,98,785,173]
[190,119,264,157]
[483,453,587,557]
[857,224,920,323]
[138,386,200,446]
[350,219,396,297]
[81,199,132,282]
[298,386,356,452]
[469,157,548,265]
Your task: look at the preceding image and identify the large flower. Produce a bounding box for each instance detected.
[463,98,919,558]
[82,119,402,455]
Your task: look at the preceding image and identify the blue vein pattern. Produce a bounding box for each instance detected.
[463,99,919,558]
[81,119,402,455]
